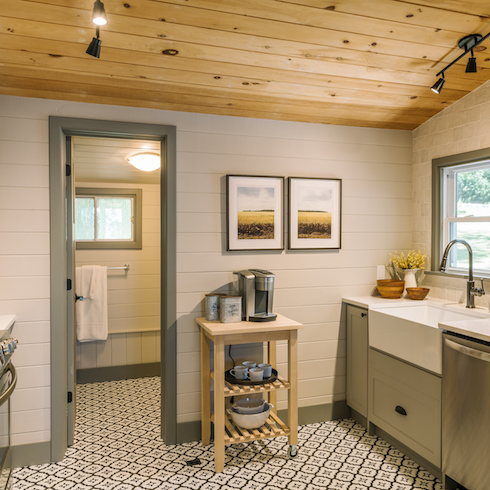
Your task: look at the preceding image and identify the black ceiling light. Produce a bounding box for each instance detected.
[431,73,445,94]
[86,0,107,58]
[92,0,107,25]
[86,27,102,58]
[466,49,477,73]
[431,33,487,94]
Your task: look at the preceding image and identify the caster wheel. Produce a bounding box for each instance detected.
[288,445,298,458]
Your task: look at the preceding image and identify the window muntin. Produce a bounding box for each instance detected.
[75,188,142,250]
[441,161,490,274]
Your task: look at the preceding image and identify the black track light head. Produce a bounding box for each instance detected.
[86,32,101,58]
[92,0,107,26]
[466,49,477,73]
[431,75,445,94]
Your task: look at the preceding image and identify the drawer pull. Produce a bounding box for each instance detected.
[361,312,367,317]
[395,405,407,416]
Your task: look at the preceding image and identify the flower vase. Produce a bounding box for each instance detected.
[403,268,419,296]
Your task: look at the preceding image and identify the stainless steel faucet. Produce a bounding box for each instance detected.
[439,239,485,308]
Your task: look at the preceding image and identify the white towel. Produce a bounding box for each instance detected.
[75,265,108,342]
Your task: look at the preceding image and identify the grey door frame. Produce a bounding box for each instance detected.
[49,116,177,462]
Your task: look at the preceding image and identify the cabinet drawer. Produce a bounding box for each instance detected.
[369,349,441,467]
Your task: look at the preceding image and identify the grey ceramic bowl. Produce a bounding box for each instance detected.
[227,403,272,429]
[232,397,266,414]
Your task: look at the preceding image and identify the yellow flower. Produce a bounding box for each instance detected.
[390,250,426,269]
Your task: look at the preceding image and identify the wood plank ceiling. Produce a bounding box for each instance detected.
[2,0,490,130]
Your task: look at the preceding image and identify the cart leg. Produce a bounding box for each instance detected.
[268,340,277,414]
[288,330,298,448]
[214,338,226,472]
[200,330,211,446]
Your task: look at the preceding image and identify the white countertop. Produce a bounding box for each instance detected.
[343,296,490,342]
[342,295,444,309]
[439,318,490,343]
[0,314,16,339]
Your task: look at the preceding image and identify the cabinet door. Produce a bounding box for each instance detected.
[346,305,368,417]
[369,349,441,468]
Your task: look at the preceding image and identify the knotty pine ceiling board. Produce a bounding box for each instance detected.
[2,0,490,129]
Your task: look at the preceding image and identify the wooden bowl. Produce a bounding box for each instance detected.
[377,279,405,299]
[406,287,430,300]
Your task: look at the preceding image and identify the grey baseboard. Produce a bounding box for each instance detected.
[176,401,351,444]
[11,441,52,468]
[76,363,160,384]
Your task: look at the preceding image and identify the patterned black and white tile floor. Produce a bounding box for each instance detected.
[13,377,442,490]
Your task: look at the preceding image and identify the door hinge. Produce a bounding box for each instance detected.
[67,278,72,291]
[66,164,71,177]
[68,391,73,403]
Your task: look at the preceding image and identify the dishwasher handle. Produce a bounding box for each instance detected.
[445,338,490,363]
[0,363,17,408]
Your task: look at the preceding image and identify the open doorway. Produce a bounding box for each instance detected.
[49,117,177,462]
[73,135,162,381]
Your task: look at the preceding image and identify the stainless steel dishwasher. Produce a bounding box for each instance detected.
[442,332,490,490]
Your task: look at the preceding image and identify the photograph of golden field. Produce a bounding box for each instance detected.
[297,211,331,238]
[238,211,275,239]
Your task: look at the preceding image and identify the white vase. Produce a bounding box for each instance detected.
[403,268,419,296]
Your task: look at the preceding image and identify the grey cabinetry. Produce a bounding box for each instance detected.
[346,305,368,418]
[368,349,441,468]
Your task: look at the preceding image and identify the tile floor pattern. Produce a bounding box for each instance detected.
[13,377,442,490]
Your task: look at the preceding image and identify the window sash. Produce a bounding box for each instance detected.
[75,196,135,242]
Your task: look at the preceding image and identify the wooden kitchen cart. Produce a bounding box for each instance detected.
[197,314,303,472]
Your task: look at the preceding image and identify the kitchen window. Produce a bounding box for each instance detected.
[75,188,142,249]
[432,149,490,276]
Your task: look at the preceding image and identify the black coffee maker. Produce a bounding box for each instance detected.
[233,269,277,322]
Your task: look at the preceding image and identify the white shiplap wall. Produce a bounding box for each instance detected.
[0,94,412,446]
[75,182,161,370]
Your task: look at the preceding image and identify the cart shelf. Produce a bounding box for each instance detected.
[210,371,291,396]
[216,410,291,445]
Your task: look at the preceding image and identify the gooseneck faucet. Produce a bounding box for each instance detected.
[439,239,485,308]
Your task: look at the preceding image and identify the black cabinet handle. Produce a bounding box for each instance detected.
[395,405,407,416]
[361,312,367,317]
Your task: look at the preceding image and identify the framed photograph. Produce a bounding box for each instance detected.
[288,177,342,250]
[226,175,284,251]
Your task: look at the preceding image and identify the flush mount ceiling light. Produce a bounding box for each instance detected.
[431,33,488,94]
[127,153,161,172]
[86,0,107,58]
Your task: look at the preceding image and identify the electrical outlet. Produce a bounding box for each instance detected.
[377,265,386,280]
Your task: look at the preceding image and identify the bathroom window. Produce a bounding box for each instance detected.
[433,150,490,275]
[75,188,142,249]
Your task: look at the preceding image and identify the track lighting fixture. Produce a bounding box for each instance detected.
[431,73,445,94]
[430,33,489,94]
[86,27,102,58]
[466,49,477,73]
[86,0,107,58]
[92,0,107,26]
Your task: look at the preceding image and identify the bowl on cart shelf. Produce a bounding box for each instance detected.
[227,403,273,429]
[232,397,266,414]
